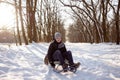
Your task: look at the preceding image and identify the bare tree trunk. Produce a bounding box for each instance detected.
[116,0,120,44]
[37,0,43,42]
[19,0,28,45]
[26,0,32,43]
[26,0,38,43]
[14,0,22,45]
[101,0,110,42]
[13,28,18,46]
[32,0,38,42]
[101,0,106,42]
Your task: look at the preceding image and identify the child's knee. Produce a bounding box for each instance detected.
[67,51,72,54]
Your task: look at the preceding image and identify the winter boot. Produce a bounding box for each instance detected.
[73,62,80,68]
[69,62,80,72]
[62,63,68,72]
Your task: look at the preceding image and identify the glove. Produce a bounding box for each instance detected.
[44,54,49,65]
[50,62,55,68]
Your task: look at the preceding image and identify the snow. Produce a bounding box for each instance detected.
[0,42,120,80]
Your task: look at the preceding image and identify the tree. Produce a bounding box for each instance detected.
[116,0,120,44]
[14,0,22,45]
[59,0,103,43]
[26,0,38,43]
[109,0,120,44]
[59,0,119,44]
[36,0,66,42]
[19,0,28,45]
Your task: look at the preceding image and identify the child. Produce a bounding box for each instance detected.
[44,32,80,72]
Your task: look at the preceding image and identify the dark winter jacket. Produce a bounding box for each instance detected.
[47,40,67,65]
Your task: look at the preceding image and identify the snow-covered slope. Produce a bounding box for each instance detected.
[0,43,120,80]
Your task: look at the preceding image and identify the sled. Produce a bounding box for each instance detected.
[53,60,80,73]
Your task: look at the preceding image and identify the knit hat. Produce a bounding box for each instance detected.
[54,32,61,39]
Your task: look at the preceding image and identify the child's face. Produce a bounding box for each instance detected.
[55,37,61,43]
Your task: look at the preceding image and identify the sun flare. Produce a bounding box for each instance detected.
[0,3,15,28]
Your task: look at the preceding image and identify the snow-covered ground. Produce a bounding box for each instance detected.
[0,42,120,80]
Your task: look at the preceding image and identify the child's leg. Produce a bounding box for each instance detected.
[53,50,65,65]
[64,51,74,66]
